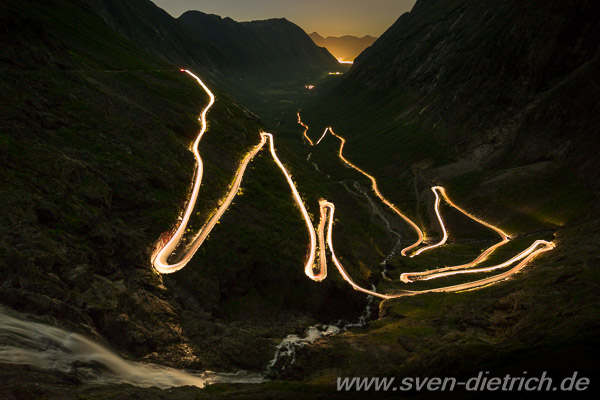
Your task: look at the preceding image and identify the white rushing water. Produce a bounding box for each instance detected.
[266,325,341,373]
[0,174,401,387]
[266,286,377,375]
[266,178,405,375]
[0,307,263,389]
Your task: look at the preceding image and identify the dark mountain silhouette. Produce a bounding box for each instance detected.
[309,32,377,61]
[77,0,338,92]
[179,12,338,80]
[79,0,220,69]
[297,0,600,383]
[309,0,600,185]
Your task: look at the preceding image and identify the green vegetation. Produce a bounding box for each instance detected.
[0,0,373,380]
[1,0,598,398]
[256,0,600,386]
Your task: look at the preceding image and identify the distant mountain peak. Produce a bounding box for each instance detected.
[309,33,377,61]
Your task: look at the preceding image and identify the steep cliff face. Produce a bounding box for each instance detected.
[178,12,339,80]
[311,0,600,186]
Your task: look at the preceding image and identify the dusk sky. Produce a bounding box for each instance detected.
[152,0,417,37]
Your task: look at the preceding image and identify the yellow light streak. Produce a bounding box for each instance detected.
[295,117,554,294]
[153,69,217,274]
[297,112,314,146]
[411,240,553,281]
[316,200,329,280]
[410,186,448,257]
[260,132,321,281]
[295,115,515,275]
[318,200,554,299]
[400,186,511,282]
[315,127,329,145]
[153,72,319,277]
[152,71,555,303]
[294,116,424,256]
[321,127,424,256]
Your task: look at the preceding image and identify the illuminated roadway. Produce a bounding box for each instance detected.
[297,120,424,256]
[152,70,555,300]
[296,115,555,297]
[153,70,318,278]
[318,201,554,299]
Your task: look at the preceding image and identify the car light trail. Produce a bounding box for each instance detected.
[409,240,553,282]
[317,203,329,280]
[295,115,516,272]
[318,200,555,299]
[315,127,329,145]
[297,112,314,146]
[153,135,267,273]
[294,116,554,293]
[152,69,216,274]
[400,186,511,282]
[338,58,354,64]
[152,70,555,303]
[410,187,448,257]
[261,132,321,281]
[318,127,424,256]
[152,70,320,277]
[295,115,424,256]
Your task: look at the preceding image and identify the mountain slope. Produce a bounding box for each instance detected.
[0,0,253,361]
[178,12,339,80]
[79,0,221,71]
[309,32,377,61]
[0,0,365,377]
[312,0,600,185]
[76,0,339,98]
[296,0,600,382]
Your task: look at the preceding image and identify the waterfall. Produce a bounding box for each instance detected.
[0,306,262,389]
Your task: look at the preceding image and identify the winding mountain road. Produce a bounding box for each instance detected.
[152,71,555,301]
[296,116,555,298]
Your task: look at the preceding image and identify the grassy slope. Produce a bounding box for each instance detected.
[279,0,600,388]
[1,0,598,397]
[0,0,370,375]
